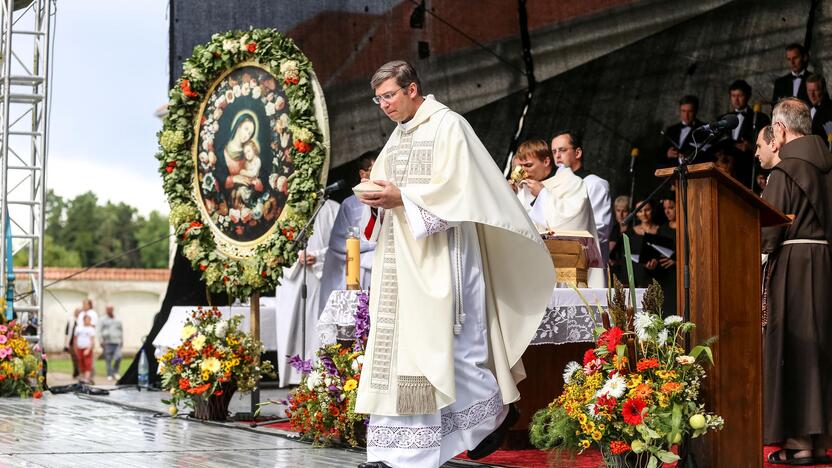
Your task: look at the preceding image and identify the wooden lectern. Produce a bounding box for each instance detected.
[655,163,789,467]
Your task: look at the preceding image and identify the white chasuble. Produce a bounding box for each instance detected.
[275,199,339,387]
[355,96,556,423]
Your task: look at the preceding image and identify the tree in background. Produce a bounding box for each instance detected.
[14,190,169,268]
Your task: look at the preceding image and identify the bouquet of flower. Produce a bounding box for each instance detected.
[530,282,724,467]
[159,307,275,417]
[0,320,43,398]
[284,291,369,446]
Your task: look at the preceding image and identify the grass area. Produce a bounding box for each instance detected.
[46,354,134,378]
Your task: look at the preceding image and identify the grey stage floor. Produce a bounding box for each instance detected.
[0,385,497,468]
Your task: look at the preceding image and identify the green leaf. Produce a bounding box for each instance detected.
[657,450,680,463]
[647,456,658,468]
[616,344,627,362]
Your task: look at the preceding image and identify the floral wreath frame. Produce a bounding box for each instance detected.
[157,28,328,299]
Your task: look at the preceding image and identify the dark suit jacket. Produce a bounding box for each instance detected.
[718,110,771,187]
[772,70,811,105]
[811,97,832,141]
[660,119,711,168]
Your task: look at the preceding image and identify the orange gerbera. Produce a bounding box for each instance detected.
[636,358,660,372]
[661,381,683,394]
[186,383,211,394]
[630,383,653,400]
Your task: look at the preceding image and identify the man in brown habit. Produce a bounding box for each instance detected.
[757,97,832,465]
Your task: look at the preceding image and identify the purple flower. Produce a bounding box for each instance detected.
[353,292,370,351]
[319,354,338,376]
[328,384,340,394]
[171,357,184,365]
[288,354,312,374]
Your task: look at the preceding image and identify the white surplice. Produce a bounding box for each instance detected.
[274,199,339,387]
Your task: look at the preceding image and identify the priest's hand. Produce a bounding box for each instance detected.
[645,259,659,270]
[659,257,675,269]
[298,251,316,265]
[360,179,403,209]
[522,179,544,197]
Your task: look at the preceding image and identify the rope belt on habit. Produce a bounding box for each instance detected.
[782,239,829,246]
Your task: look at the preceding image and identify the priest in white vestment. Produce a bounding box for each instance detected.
[275,199,339,387]
[319,152,378,311]
[354,61,555,468]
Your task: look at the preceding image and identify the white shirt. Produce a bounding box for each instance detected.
[74,325,95,349]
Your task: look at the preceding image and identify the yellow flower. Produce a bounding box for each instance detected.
[201,370,210,381]
[656,370,677,380]
[201,357,221,374]
[192,334,207,351]
[578,413,588,424]
[580,439,591,449]
[628,374,643,388]
[592,430,602,441]
[181,324,197,340]
[343,379,358,391]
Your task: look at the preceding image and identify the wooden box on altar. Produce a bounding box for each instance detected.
[544,238,588,287]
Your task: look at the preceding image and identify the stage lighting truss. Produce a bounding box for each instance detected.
[0,0,53,347]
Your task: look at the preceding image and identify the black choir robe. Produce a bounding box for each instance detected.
[772,70,811,106]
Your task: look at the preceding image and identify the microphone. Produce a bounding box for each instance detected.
[320,179,346,196]
[629,147,639,173]
[696,114,740,133]
[751,102,761,132]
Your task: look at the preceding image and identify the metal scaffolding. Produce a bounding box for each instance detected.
[0,0,52,346]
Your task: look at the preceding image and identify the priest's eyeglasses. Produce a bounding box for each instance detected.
[372,87,405,104]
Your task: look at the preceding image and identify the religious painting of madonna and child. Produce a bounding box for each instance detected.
[193,63,294,245]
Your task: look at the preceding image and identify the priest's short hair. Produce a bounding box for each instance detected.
[371,60,422,94]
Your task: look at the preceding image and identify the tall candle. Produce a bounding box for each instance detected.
[346,226,360,290]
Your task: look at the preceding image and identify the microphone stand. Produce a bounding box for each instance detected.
[249,190,332,428]
[629,129,721,468]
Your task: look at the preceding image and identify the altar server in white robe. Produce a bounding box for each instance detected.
[355,61,555,468]
[319,151,378,311]
[510,139,603,287]
[275,199,339,387]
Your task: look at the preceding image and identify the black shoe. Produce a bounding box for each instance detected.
[466,403,519,460]
[358,462,392,468]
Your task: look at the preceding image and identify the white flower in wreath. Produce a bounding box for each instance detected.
[201,173,216,192]
[233,84,242,98]
[276,113,289,132]
[265,101,276,116]
[269,173,279,190]
[229,208,241,223]
[214,320,228,339]
[280,132,291,149]
[306,370,321,390]
[351,354,365,372]
[280,60,300,80]
[241,82,250,96]
[183,241,201,261]
[238,34,249,48]
[266,92,274,102]
[222,38,238,52]
[211,121,219,133]
[252,203,263,220]
[213,107,223,120]
[201,139,212,151]
[275,95,286,111]
[241,207,252,223]
[563,361,581,384]
[252,85,262,99]
[225,90,235,104]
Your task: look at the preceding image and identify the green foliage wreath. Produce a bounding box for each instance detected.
[156,28,326,299]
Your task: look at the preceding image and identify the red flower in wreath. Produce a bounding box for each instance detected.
[284,76,299,85]
[583,348,596,366]
[598,326,624,351]
[293,139,312,153]
[33,390,43,399]
[246,42,257,53]
[165,161,176,173]
[622,398,647,425]
[180,79,198,99]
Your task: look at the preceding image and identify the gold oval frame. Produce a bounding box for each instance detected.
[191,60,329,259]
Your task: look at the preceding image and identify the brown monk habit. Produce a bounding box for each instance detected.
[761,134,832,444]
